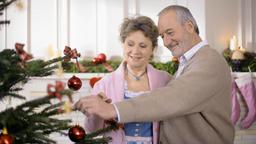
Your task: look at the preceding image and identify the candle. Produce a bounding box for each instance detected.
[229,35,238,51]
[229,38,234,50]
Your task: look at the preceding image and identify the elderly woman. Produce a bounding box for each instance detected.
[84,16,171,144]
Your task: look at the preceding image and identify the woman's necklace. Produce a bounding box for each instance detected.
[127,67,147,81]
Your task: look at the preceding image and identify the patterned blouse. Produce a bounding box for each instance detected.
[123,81,153,144]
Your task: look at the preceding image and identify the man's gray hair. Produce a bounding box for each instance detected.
[158,5,199,34]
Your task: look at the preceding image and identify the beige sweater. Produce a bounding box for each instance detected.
[116,46,234,144]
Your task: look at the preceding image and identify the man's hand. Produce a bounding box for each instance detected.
[74,93,117,120]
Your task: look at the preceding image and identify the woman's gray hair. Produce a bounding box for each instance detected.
[158,5,199,34]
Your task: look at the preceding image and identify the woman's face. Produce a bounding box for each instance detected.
[123,30,154,68]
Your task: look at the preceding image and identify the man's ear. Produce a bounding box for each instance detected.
[185,20,195,34]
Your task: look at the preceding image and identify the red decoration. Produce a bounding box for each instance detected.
[68,125,86,142]
[92,57,101,65]
[93,53,106,64]
[102,63,114,72]
[63,46,81,62]
[63,46,86,73]
[0,134,14,144]
[68,75,82,91]
[89,77,102,88]
[47,81,65,100]
[97,53,106,63]
[92,53,113,72]
[15,43,33,62]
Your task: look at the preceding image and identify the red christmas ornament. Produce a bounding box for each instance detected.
[92,57,101,65]
[68,125,86,142]
[97,53,106,63]
[68,75,82,91]
[0,134,14,144]
[89,77,102,88]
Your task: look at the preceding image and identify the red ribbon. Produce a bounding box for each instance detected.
[47,81,74,103]
[15,43,33,62]
[77,62,88,72]
[63,46,86,73]
[102,62,113,72]
[47,81,65,100]
[63,46,81,62]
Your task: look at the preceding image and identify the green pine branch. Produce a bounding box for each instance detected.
[84,124,118,139]
[0,0,17,11]
[0,49,68,100]
[77,137,112,144]
[0,0,17,26]
[0,48,118,143]
[76,122,119,144]
[0,48,74,143]
[0,94,72,144]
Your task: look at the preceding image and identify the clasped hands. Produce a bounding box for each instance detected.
[74,92,117,120]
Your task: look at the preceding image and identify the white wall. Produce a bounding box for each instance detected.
[0,0,241,60]
[1,0,27,50]
[30,0,57,58]
[241,0,256,52]
[205,0,239,52]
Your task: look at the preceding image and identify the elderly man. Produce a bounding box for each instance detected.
[75,5,234,144]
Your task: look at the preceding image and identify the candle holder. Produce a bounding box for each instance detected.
[232,59,243,72]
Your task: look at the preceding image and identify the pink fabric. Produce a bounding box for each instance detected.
[85,62,171,144]
[231,77,240,125]
[235,74,256,129]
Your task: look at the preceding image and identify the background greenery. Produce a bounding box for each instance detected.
[62,50,256,74]
[62,60,179,75]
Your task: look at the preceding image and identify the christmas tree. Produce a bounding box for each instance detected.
[0,45,119,144]
[0,44,74,143]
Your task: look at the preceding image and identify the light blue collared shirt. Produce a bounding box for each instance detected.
[175,40,209,78]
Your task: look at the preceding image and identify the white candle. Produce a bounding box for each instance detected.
[230,38,234,50]
[229,35,238,51]
[233,35,238,50]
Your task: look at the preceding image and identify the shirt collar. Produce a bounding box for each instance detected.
[179,40,208,64]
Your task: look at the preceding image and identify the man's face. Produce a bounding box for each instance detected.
[158,11,191,58]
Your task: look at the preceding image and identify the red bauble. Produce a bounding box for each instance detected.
[89,77,102,88]
[68,75,82,91]
[97,53,106,63]
[68,125,86,142]
[92,57,101,65]
[0,134,14,144]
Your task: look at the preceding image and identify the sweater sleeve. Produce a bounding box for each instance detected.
[116,49,231,122]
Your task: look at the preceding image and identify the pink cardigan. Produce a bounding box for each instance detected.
[85,62,171,144]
